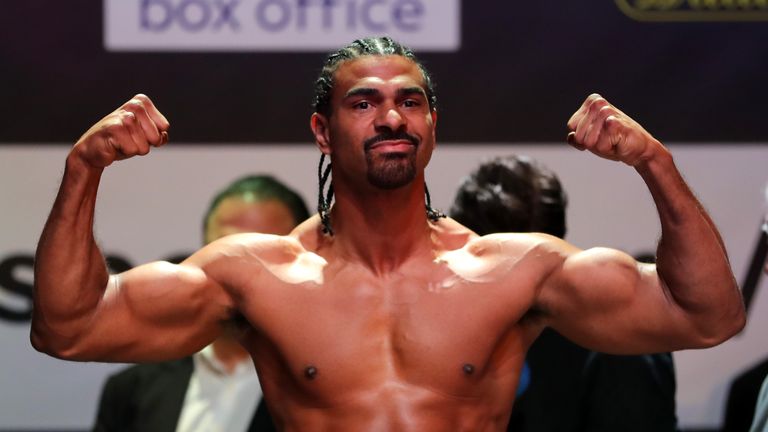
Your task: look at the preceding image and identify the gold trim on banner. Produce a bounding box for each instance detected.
[615,0,768,21]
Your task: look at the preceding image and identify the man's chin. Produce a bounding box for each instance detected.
[365,151,418,189]
[367,165,415,189]
[368,177,414,190]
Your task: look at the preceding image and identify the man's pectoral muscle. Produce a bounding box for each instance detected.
[237,231,551,428]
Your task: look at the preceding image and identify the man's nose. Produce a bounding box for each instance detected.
[375,106,406,131]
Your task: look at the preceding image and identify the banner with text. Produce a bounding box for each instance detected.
[104,0,461,51]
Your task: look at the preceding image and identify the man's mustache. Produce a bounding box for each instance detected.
[363,130,420,151]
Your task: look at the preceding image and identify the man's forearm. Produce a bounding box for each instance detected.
[32,152,109,355]
[637,145,745,344]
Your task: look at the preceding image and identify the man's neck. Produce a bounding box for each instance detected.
[328,180,434,275]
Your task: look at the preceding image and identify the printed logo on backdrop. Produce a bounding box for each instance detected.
[616,0,768,21]
[104,0,460,51]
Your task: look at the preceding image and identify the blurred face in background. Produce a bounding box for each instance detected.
[204,197,297,243]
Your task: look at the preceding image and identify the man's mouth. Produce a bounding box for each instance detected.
[368,140,415,153]
[364,132,420,153]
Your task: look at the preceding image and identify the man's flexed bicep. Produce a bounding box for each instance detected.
[552,93,745,353]
[538,246,708,355]
[29,94,236,363]
[33,258,235,363]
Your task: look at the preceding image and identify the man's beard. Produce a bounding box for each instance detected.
[363,130,420,190]
[366,152,416,189]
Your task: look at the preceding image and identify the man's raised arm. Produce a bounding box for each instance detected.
[538,94,745,354]
[31,95,233,362]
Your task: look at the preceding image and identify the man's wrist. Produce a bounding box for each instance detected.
[634,139,673,175]
[65,146,104,178]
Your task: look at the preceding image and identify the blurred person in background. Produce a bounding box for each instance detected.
[746,261,768,432]
[749,346,768,431]
[724,208,768,432]
[450,155,678,432]
[94,175,309,432]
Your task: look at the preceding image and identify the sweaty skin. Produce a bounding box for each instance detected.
[31,56,745,431]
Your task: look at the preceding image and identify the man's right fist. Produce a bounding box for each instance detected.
[72,94,170,169]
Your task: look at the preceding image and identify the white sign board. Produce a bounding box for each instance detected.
[104,0,461,51]
[0,143,766,429]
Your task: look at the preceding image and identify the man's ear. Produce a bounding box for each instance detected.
[310,113,331,155]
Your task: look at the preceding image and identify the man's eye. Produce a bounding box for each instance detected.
[354,101,370,110]
[403,100,419,108]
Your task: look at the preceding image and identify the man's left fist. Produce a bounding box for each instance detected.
[567,94,661,167]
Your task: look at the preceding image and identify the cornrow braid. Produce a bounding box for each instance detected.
[425,183,446,222]
[317,153,334,235]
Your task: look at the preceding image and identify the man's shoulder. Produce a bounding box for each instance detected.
[205,231,311,260]
[432,218,568,258]
[467,231,567,255]
[222,215,322,252]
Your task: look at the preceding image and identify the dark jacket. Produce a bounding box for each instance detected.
[93,357,276,432]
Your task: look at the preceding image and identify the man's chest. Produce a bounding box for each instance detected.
[239,265,537,400]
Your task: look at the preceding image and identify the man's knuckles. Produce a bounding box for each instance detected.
[120,95,170,129]
[119,110,137,125]
[598,105,617,122]
[133,93,151,104]
[586,93,602,103]
[587,97,610,116]
[133,93,170,130]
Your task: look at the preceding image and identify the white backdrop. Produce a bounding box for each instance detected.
[1,143,766,429]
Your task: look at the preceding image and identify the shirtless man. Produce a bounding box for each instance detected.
[31,37,745,431]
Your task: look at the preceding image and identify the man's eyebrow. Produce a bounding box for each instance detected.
[343,87,380,100]
[397,87,427,98]
[343,87,426,100]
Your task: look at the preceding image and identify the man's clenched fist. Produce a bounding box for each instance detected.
[72,94,170,169]
[566,94,661,167]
